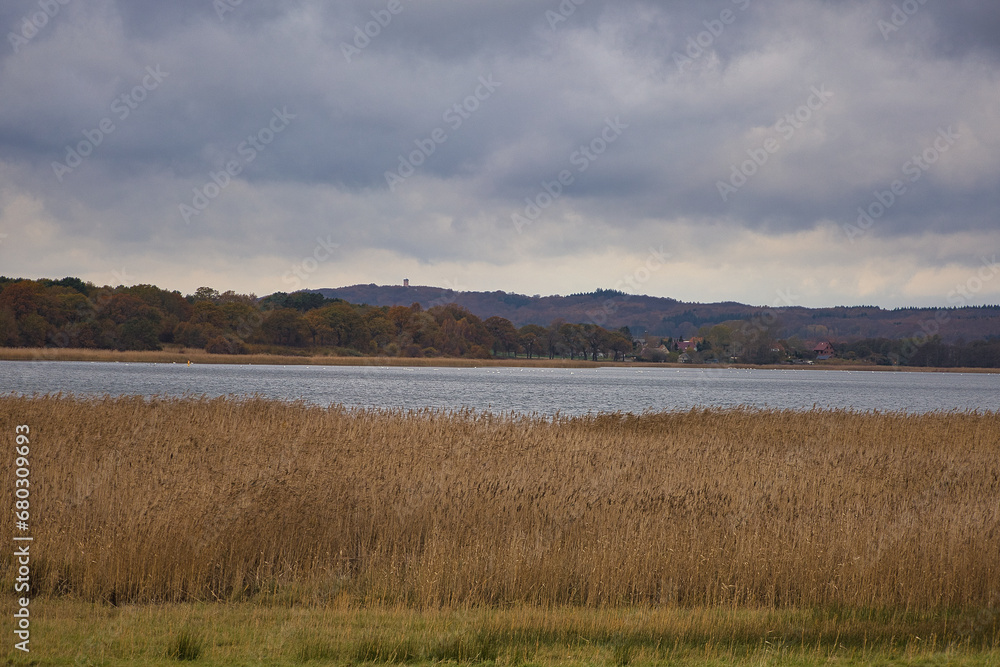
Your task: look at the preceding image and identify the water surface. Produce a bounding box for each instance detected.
[2,361,997,415]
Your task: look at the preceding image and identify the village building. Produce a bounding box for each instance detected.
[813,341,835,360]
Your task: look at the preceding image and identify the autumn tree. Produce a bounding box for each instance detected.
[386,305,414,337]
[558,323,586,360]
[581,323,609,361]
[362,307,394,352]
[261,308,308,347]
[427,304,490,357]
[304,301,364,348]
[608,331,633,361]
[485,316,519,358]
[191,286,221,303]
[0,281,41,319]
[518,324,547,359]
[92,293,162,350]
[545,320,566,359]
[733,316,782,364]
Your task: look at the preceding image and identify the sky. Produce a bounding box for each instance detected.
[1,0,998,309]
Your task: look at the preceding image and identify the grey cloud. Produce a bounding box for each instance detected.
[1,0,998,305]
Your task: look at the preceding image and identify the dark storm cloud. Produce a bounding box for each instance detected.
[0,0,998,304]
[913,0,1000,58]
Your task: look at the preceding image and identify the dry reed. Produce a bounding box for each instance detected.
[4,346,999,371]
[1,395,997,610]
[0,347,606,367]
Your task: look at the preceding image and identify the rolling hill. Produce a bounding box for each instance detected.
[312,284,1000,343]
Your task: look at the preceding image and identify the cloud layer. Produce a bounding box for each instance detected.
[1,0,998,308]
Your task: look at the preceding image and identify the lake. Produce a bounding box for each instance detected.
[1,361,997,415]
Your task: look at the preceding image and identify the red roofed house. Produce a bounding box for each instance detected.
[813,341,835,360]
[676,337,703,352]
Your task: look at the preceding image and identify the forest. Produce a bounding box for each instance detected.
[1,276,998,366]
[0,277,634,361]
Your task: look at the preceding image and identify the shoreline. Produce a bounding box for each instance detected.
[1,346,999,373]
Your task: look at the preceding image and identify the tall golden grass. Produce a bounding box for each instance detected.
[5,346,1000,372]
[0,346,607,367]
[2,395,998,610]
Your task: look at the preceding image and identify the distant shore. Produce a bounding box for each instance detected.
[1,346,998,373]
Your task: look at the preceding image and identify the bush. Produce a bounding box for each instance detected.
[173,322,209,348]
[639,348,669,363]
[464,344,492,360]
[204,336,248,355]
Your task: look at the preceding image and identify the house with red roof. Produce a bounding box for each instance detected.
[676,337,703,352]
[813,341,835,360]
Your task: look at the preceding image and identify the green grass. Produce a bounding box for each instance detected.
[168,627,204,661]
[4,598,998,666]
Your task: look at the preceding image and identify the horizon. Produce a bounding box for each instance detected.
[313,281,1000,312]
[10,274,1000,313]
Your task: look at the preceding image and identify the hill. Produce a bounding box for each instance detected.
[313,284,1000,343]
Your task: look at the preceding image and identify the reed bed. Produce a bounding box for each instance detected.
[1,395,998,610]
[5,346,1000,372]
[0,346,606,367]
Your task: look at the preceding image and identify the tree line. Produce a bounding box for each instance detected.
[0,278,634,360]
[2,277,998,366]
[834,336,1000,368]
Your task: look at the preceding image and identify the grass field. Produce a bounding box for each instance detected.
[2,395,998,664]
[8,599,1000,665]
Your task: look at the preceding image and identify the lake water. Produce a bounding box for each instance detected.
[1,361,997,415]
